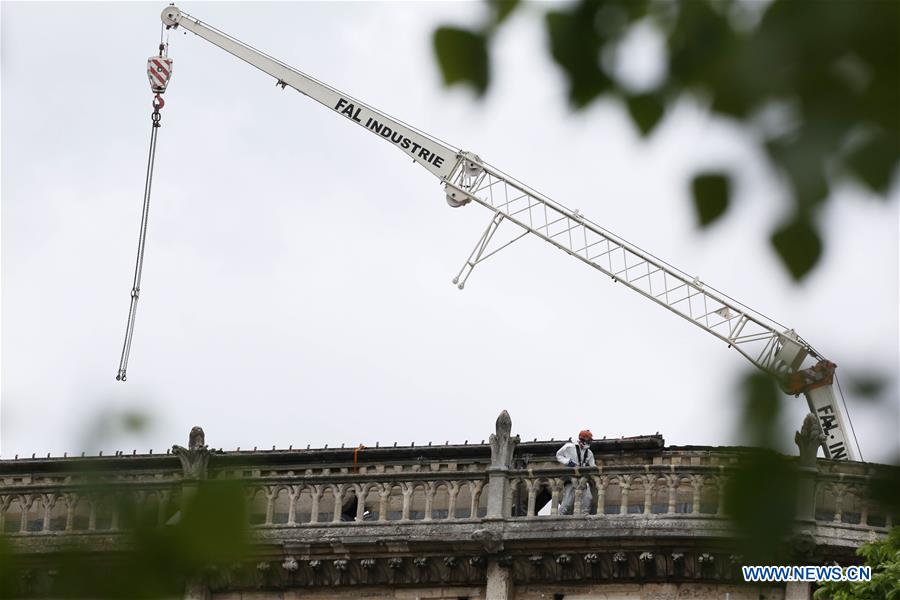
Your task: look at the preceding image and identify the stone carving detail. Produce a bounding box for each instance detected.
[789,531,817,559]
[172,426,211,480]
[489,410,519,469]
[613,551,629,577]
[472,528,504,553]
[20,570,35,595]
[198,554,506,590]
[698,552,716,578]
[639,551,656,576]
[671,552,686,577]
[795,413,826,467]
[11,549,874,592]
[726,554,744,579]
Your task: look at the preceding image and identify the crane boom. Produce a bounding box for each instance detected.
[158,6,857,461]
[161,7,457,180]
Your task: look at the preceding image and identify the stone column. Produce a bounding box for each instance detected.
[172,426,213,600]
[483,411,518,599]
[486,410,519,519]
[486,559,513,600]
[172,426,212,508]
[794,413,824,529]
[183,576,211,600]
[786,581,811,600]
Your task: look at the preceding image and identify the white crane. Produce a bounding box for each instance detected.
[120,5,859,461]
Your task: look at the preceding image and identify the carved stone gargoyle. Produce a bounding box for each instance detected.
[471,528,504,554]
[173,426,211,480]
[794,413,825,468]
[489,410,519,470]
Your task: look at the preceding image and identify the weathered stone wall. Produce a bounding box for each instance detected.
[212,588,484,599]
[1,415,896,599]
[517,583,784,599]
[206,582,784,599]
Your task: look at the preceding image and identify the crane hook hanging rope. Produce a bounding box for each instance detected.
[116,97,163,382]
[116,47,174,382]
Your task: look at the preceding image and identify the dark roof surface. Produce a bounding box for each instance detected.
[0,435,670,475]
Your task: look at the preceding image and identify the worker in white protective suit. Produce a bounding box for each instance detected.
[556,429,595,515]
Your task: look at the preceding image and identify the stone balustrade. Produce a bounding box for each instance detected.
[1,438,893,540]
[244,477,489,526]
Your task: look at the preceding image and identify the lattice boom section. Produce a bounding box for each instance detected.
[446,162,803,375]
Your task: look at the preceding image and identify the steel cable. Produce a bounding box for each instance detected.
[834,374,864,461]
[116,105,162,381]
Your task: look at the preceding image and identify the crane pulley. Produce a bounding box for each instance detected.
[116,5,861,462]
[115,44,172,382]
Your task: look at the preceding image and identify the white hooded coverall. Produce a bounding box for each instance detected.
[556,441,595,515]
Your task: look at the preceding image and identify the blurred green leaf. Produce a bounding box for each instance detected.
[488,0,519,26]
[766,127,834,215]
[850,374,887,399]
[545,6,614,108]
[740,371,783,448]
[691,172,730,228]
[845,132,899,195]
[868,464,900,517]
[724,372,799,561]
[175,482,249,568]
[1,481,250,599]
[625,92,665,136]
[0,535,15,598]
[770,216,822,281]
[433,27,490,95]
[122,411,149,432]
[814,526,900,600]
[667,0,735,93]
[724,449,798,562]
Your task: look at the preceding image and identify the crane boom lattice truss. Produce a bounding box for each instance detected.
[444,161,812,376]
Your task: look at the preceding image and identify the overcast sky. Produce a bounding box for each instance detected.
[2,2,897,464]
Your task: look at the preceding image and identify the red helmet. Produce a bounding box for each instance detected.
[578,429,593,443]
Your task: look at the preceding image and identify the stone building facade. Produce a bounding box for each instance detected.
[1,411,895,599]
